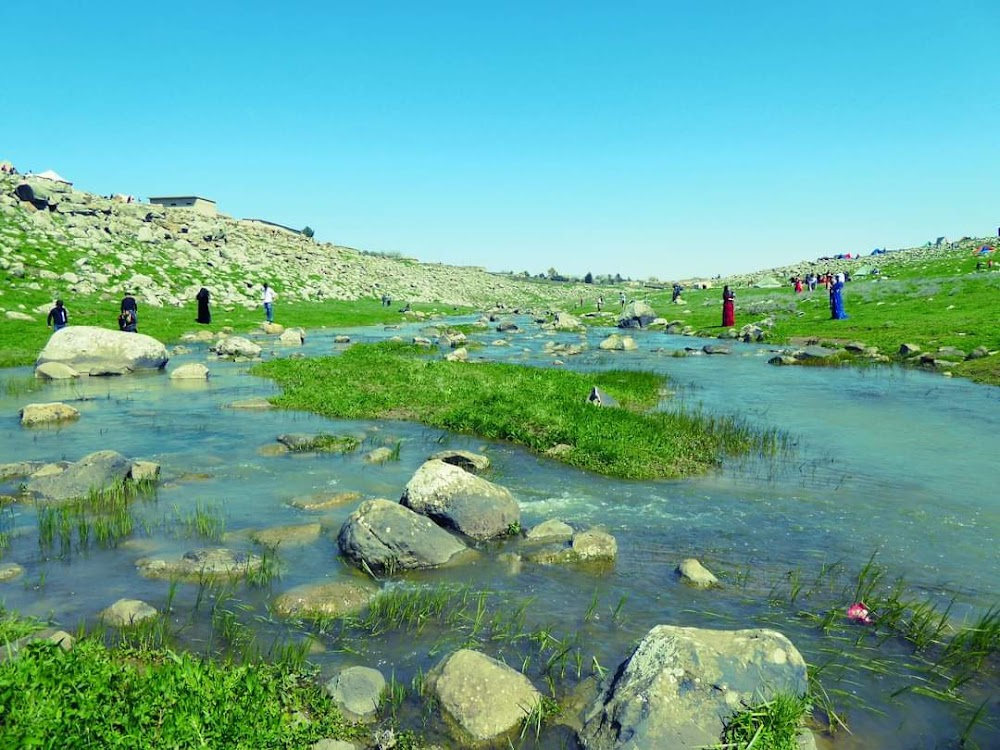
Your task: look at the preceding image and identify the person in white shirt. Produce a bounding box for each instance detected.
[262,283,277,323]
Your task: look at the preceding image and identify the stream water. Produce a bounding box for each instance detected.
[1,319,997,749]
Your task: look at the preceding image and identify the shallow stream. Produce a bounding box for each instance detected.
[1,319,997,748]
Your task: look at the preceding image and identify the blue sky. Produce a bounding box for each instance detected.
[3,1,998,279]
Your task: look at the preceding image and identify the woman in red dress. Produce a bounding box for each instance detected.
[722,285,735,327]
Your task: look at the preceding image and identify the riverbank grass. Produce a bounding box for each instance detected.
[255,342,786,479]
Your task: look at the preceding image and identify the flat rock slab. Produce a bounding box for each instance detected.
[19,402,80,426]
[250,522,322,548]
[289,491,362,511]
[136,548,264,580]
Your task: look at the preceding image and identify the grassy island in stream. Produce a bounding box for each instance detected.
[254,342,786,479]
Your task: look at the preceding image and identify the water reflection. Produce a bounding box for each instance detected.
[1,318,996,748]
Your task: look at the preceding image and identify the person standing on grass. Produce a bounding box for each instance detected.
[262,283,277,323]
[196,287,211,324]
[47,299,68,331]
[722,286,735,327]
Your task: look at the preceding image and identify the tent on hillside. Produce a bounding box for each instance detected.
[752,275,782,288]
[853,265,875,277]
[977,245,994,255]
[34,169,72,184]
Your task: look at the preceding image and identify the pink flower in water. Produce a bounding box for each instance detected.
[846,602,873,625]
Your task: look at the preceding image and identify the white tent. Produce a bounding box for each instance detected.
[34,169,72,184]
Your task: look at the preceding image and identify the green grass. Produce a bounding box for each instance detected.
[715,692,812,750]
[0,638,368,749]
[255,342,787,479]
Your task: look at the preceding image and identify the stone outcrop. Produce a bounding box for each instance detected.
[400,459,519,540]
[35,326,168,375]
[598,334,638,351]
[429,449,490,474]
[337,498,468,573]
[580,626,808,750]
[428,649,542,743]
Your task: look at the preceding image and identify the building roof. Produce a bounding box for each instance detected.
[148,195,216,203]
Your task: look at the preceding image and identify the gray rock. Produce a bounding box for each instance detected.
[524,519,574,542]
[337,498,468,573]
[213,335,262,358]
[617,300,657,329]
[899,343,922,357]
[676,558,719,587]
[581,626,808,750]
[401,459,519,540]
[310,740,356,750]
[100,598,158,627]
[169,363,210,380]
[702,344,731,355]
[524,528,617,565]
[34,362,80,380]
[289,491,361,511]
[795,345,838,360]
[598,334,638,351]
[35,326,168,375]
[0,563,25,582]
[324,666,385,721]
[428,649,542,743]
[0,461,46,480]
[129,460,160,482]
[272,581,377,619]
[278,328,305,346]
[429,449,490,474]
[250,523,322,548]
[20,402,80,426]
[136,548,264,581]
[25,450,132,503]
[224,397,273,410]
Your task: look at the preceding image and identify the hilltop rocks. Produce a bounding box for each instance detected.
[580,626,808,750]
[400,459,519,541]
[428,649,542,743]
[35,326,168,376]
[337,498,468,573]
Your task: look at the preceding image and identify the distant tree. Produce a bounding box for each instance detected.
[614,273,623,283]
[584,272,594,284]
[302,226,315,238]
[547,267,559,279]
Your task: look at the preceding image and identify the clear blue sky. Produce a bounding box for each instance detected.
[3,1,998,279]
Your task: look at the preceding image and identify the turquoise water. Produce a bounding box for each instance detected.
[0,319,996,748]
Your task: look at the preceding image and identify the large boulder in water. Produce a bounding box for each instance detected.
[25,450,133,503]
[580,626,808,750]
[617,300,657,329]
[337,498,468,574]
[427,649,543,743]
[35,326,168,376]
[401,459,519,541]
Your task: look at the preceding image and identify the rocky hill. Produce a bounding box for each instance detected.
[0,173,591,312]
